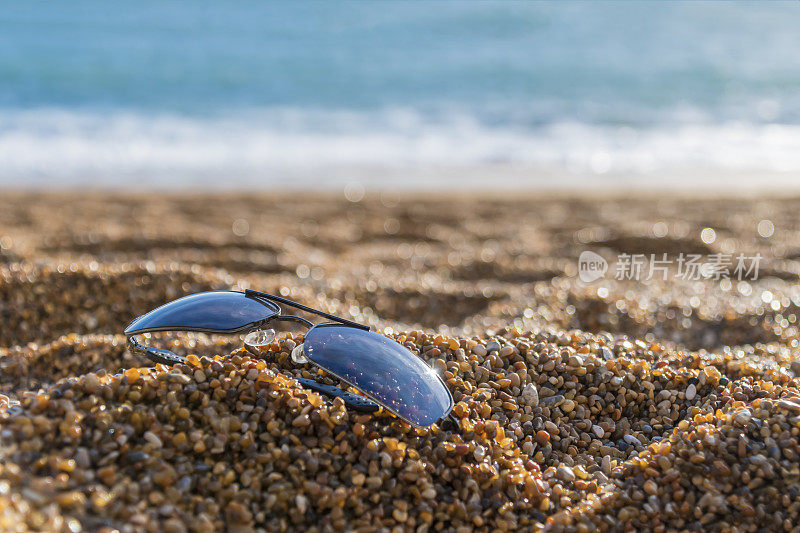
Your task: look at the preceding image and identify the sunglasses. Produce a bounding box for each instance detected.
[124,289,454,428]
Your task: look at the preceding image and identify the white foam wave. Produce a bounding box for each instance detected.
[1,108,800,188]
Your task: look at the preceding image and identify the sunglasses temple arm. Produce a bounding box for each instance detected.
[128,335,188,366]
[245,289,369,331]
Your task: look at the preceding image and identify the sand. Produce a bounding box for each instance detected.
[1,191,799,531]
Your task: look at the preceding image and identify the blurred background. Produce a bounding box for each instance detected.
[1,1,799,190]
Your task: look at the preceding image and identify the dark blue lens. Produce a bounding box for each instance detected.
[303,325,453,427]
[124,291,278,335]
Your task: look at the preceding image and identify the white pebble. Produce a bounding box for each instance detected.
[521,383,539,407]
[685,383,697,401]
[296,495,308,514]
[592,425,604,438]
[144,431,163,448]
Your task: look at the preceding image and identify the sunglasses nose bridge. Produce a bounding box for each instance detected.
[243,328,276,348]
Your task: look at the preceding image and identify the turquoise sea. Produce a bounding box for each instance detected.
[1,2,799,187]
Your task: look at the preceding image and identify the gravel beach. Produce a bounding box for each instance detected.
[1,192,799,532]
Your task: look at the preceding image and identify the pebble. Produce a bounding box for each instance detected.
[83,373,100,393]
[540,394,565,408]
[393,508,408,523]
[473,445,486,460]
[623,435,641,448]
[296,495,308,514]
[557,465,576,482]
[75,448,90,469]
[573,465,590,480]
[144,431,163,448]
[292,413,311,427]
[733,410,751,426]
[521,383,538,407]
[685,383,697,400]
[567,355,583,367]
[599,346,614,360]
[535,430,551,446]
[538,386,556,398]
[602,455,612,475]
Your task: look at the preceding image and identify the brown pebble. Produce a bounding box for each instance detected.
[536,430,551,446]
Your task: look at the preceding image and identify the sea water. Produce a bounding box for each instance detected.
[1,2,799,188]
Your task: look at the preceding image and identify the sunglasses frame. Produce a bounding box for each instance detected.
[124,289,454,428]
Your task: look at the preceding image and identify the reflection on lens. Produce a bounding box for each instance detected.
[125,291,279,334]
[303,325,453,427]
